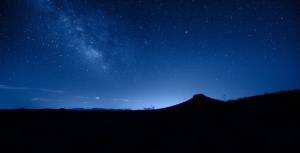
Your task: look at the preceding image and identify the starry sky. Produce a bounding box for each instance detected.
[1,0,299,109]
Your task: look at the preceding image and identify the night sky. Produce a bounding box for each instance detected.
[1,0,299,109]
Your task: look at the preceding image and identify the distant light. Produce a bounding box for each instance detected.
[95,97,100,100]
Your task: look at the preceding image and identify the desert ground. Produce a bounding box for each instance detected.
[1,90,299,153]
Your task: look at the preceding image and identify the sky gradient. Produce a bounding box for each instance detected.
[1,0,300,109]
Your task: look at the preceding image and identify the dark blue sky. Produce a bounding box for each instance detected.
[1,0,299,109]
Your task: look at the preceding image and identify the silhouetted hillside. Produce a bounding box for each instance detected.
[160,89,300,114]
[0,90,299,153]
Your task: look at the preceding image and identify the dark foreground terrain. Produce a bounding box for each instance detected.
[1,90,300,153]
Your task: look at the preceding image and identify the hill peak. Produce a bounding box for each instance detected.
[160,93,223,113]
[192,94,208,99]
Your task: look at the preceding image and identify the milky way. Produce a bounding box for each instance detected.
[30,0,132,74]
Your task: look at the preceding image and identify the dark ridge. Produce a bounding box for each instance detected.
[225,89,300,110]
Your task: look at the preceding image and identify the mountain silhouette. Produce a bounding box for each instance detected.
[160,94,224,113]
